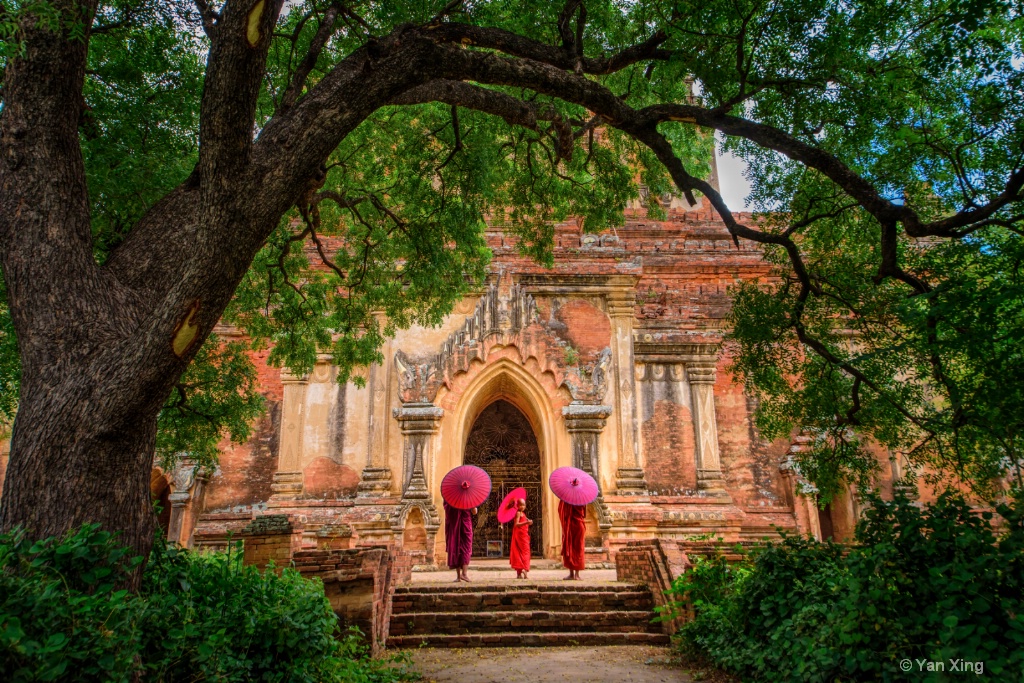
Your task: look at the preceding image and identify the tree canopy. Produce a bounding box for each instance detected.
[0,0,1022,546]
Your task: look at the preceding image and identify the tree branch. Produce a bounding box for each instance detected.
[197,0,284,187]
[390,80,556,130]
[425,22,671,75]
[278,3,342,113]
[193,0,219,37]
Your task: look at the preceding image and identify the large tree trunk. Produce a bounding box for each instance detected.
[0,0,289,569]
[0,374,163,562]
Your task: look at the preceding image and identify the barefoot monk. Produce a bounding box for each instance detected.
[444,501,476,582]
[558,500,586,580]
[510,498,533,579]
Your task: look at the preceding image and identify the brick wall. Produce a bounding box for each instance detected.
[240,514,412,656]
[241,514,304,570]
[303,457,361,499]
[294,547,387,652]
[293,544,413,655]
[203,402,280,512]
[552,298,612,360]
[316,523,354,550]
[642,401,698,494]
[615,539,689,634]
[615,538,762,635]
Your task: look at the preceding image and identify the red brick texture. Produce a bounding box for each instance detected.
[203,402,280,512]
[552,298,612,360]
[642,401,698,494]
[240,515,304,571]
[614,539,689,634]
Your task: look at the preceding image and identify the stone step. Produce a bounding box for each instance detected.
[391,589,654,614]
[387,632,671,649]
[389,610,660,636]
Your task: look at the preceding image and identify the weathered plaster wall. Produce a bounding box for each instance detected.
[203,348,282,512]
[299,364,362,499]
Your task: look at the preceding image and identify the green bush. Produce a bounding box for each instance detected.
[0,526,144,681]
[672,493,1024,682]
[0,526,414,682]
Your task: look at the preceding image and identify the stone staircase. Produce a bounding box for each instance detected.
[388,582,669,648]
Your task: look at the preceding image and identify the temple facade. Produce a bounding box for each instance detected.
[0,196,952,562]
[0,194,918,563]
[161,194,874,567]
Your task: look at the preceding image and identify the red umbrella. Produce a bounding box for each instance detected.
[549,467,599,506]
[496,487,528,524]
[440,465,492,510]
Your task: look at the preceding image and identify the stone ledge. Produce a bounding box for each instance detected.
[241,514,295,536]
[387,631,670,649]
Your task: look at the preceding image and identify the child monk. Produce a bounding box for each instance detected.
[558,500,587,580]
[509,498,532,579]
[443,501,476,582]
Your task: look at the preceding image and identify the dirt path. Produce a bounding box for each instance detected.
[400,646,694,683]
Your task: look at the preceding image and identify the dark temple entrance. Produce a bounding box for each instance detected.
[463,400,543,558]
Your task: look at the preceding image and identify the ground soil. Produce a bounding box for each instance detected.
[399,646,697,683]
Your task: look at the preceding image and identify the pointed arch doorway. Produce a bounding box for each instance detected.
[463,400,544,558]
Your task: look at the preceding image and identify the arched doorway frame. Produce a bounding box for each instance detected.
[433,357,572,559]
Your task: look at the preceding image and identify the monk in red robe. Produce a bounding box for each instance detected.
[443,501,476,582]
[509,498,532,579]
[558,500,587,580]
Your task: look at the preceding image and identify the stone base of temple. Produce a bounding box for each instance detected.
[192,489,810,566]
[221,514,776,653]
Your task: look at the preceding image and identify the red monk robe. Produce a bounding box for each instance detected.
[443,501,474,569]
[558,500,587,571]
[509,509,531,573]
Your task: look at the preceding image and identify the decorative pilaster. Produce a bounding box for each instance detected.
[166,457,207,546]
[607,289,647,494]
[562,403,614,530]
[686,363,728,496]
[888,448,919,500]
[359,338,394,497]
[780,436,821,539]
[356,467,393,497]
[393,403,444,501]
[562,403,611,479]
[271,368,307,500]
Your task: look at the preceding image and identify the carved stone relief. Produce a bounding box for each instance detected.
[392,274,611,405]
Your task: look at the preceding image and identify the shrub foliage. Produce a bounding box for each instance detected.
[670,493,1024,681]
[0,526,412,682]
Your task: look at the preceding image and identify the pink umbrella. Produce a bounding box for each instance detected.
[440,465,492,510]
[496,487,528,524]
[549,467,599,506]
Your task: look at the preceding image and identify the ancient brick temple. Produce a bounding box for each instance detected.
[0,190,917,561]
[148,190,880,568]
